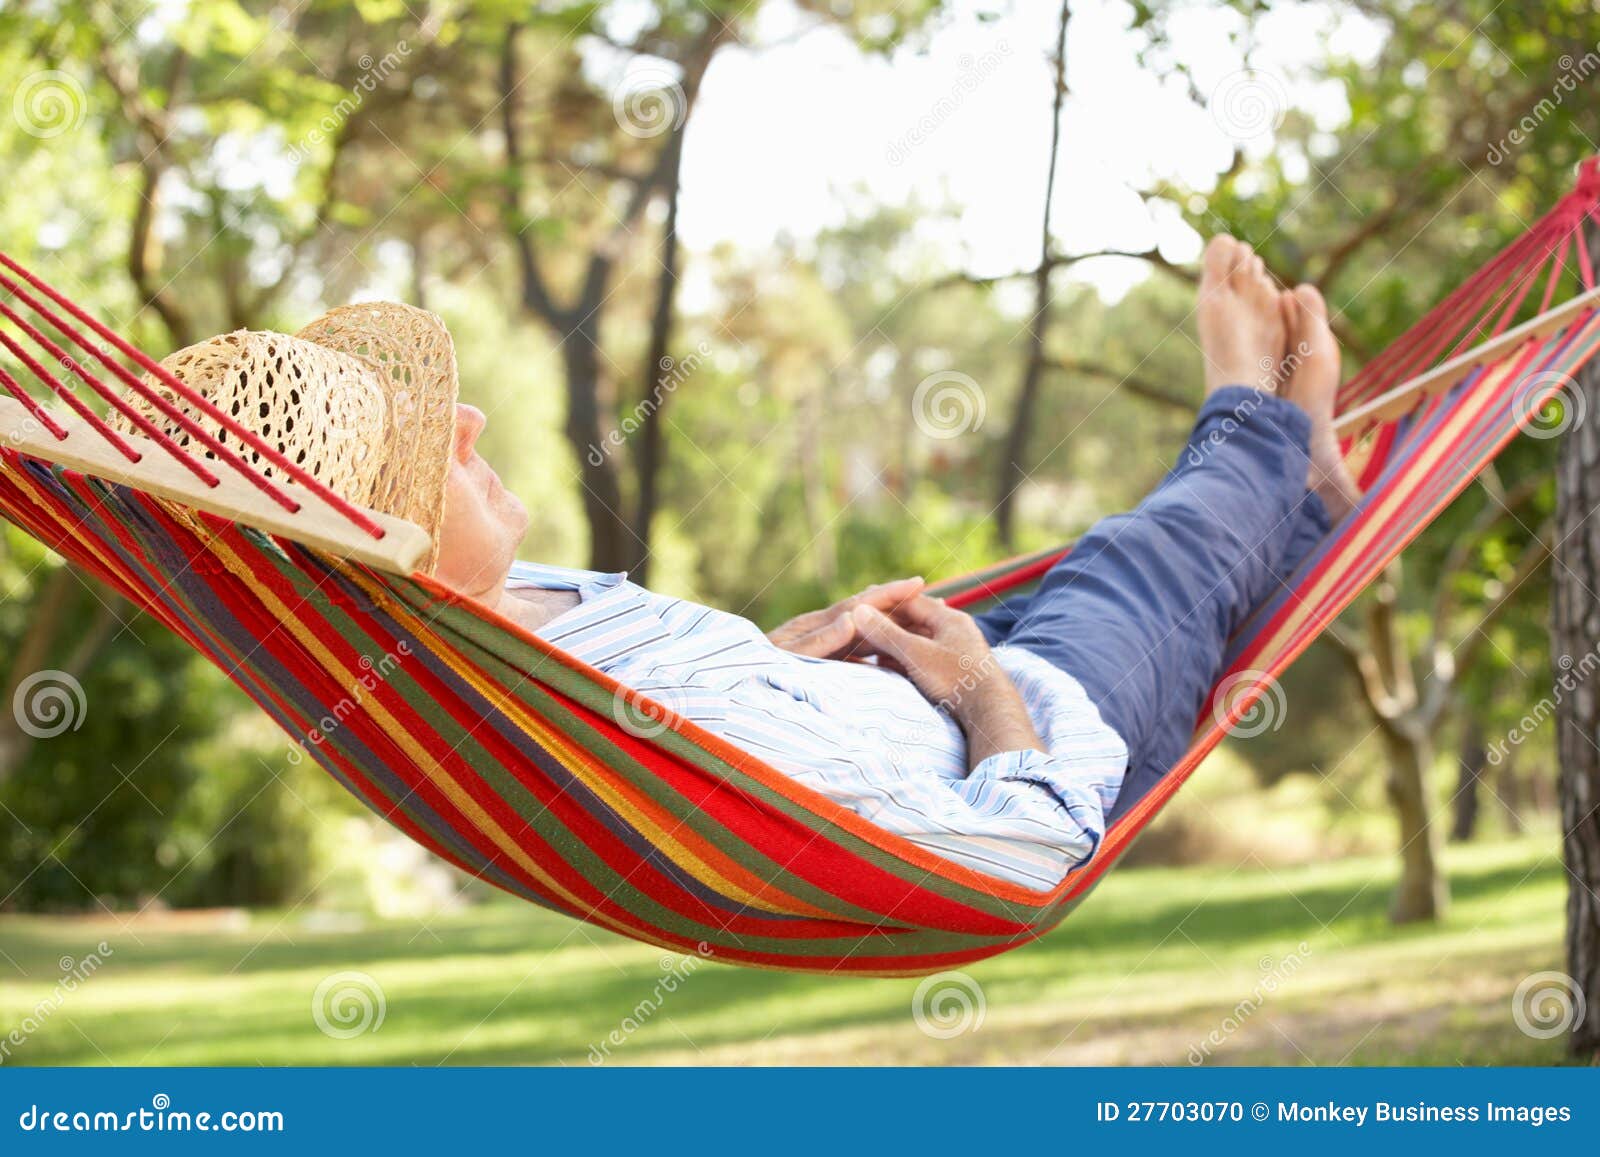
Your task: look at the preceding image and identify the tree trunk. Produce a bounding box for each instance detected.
[0,568,75,783]
[993,0,1069,549]
[0,574,125,784]
[1382,726,1448,923]
[1497,758,1526,834]
[1553,330,1600,1060]
[1451,717,1486,842]
[628,126,686,583]
[561,331,635,573]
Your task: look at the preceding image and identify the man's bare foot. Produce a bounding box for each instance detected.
[1197,235,1287,396]
[1279,284,1363,521]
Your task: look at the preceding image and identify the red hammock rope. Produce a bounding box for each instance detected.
[0,252,386,539]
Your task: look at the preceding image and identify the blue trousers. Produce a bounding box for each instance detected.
[975,387,1332,821]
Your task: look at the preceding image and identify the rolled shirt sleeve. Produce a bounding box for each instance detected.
[954,748,1111,875]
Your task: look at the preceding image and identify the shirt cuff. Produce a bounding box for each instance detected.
[968,749,1107,869]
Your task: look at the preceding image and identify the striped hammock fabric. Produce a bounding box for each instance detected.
[2,166,1600,975]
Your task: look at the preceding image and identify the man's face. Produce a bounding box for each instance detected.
[431,403,529,599]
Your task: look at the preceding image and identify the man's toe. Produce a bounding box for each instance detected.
[1203,235,1239,282]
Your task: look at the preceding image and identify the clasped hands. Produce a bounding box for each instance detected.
[766,578,997,716]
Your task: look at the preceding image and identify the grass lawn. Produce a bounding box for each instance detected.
[0,834,1575,1066]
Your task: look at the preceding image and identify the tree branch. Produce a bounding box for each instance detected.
[500,23,570,328]
[1425,518,1555,726]
[1055,358,1195,412]
[1426,470,1549,654]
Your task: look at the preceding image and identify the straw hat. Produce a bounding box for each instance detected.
[115,302,459,571]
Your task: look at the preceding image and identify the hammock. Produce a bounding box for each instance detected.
[2,166,1600,977]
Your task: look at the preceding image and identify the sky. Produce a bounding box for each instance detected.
[102,0,1389,309]
[602,0,1387,302]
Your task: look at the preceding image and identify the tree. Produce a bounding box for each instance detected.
[499,9,728,577]
[497,2,952,576]
[1327,489,1553,923]
[1554,300,1600,1061]
[992,0,1070,551]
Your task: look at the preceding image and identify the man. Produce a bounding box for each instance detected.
[423,236,1361,890]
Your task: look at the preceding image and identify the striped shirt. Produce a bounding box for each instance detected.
[507,562,1129,889]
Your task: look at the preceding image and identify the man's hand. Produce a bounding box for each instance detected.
[847,595,995,714]
[766,577,925,660]
[850,595,1047,769]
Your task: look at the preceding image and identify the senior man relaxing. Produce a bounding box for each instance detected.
[140,237,1359,890]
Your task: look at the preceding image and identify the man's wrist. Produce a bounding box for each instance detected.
[950,665,1048,762]
[943,657,1008,726]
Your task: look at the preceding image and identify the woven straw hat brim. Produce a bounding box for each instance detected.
[113,302,460,573]
[295,302,459,570]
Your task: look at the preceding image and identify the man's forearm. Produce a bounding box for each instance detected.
[952,673,1048,774]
